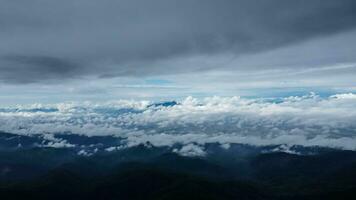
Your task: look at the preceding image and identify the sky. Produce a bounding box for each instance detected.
[1,1,356,153]
[1,0,356,104]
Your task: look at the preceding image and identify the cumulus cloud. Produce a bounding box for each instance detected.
[1,93,356,151]
[173,144,206,157]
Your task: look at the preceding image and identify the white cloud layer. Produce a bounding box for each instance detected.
[1,93,356,151]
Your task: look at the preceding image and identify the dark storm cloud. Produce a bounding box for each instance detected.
[0,55,81,83]
[0,0,356,83]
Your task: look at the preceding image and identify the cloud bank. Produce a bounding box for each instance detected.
[0,0,356,83]
[1,93,356,152]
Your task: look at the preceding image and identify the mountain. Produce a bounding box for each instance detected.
[0,141,356,199]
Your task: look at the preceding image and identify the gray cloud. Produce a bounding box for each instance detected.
[1,55,81,83]
[0,0,356,83]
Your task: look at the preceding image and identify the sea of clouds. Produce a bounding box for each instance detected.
[1,93,356,154]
